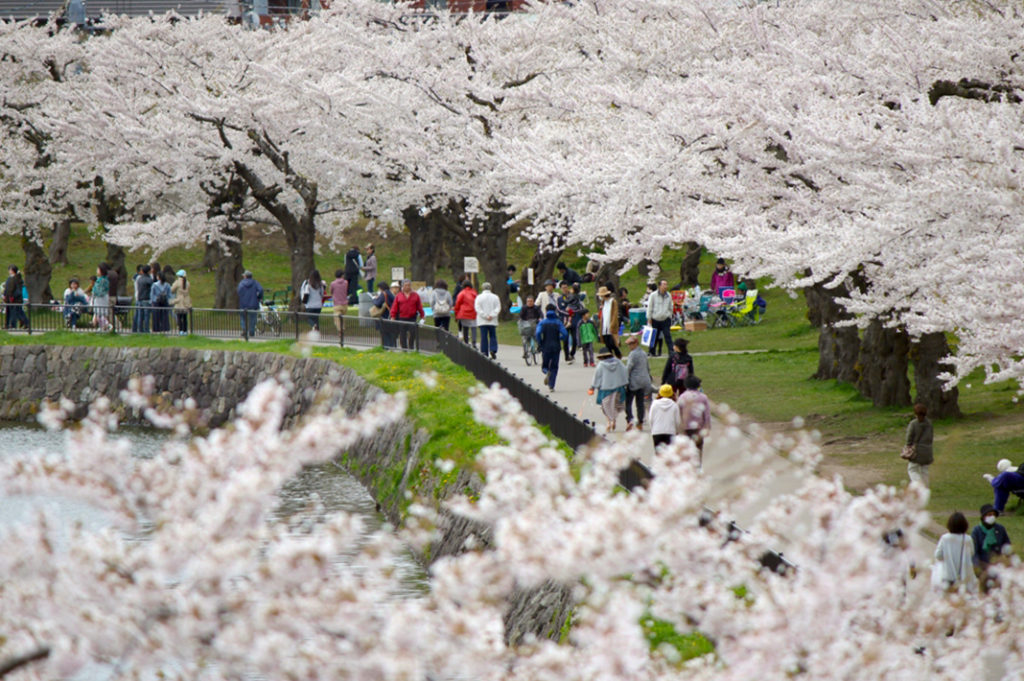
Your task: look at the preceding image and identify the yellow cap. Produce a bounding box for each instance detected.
[659,384,674,398]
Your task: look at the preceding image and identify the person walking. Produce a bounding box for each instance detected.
[390,279,424,350]
[557,281,583,363]
[431,280,453,331]
[536,304,569,392]
[934,511,976,593]
[904,403,934,487]
[535,279,560,316]
[475,282,501,359]
[661,337,695,386]
[624,335,654,431]
[971,503,1011,591]
[590,349,628,432]
[329,269,349,333]
[343,245,362,305]
[646,280,673,357]
[578,309,598,367]
[361,244,377,295]
[596,285,621,358]
[454,280,478,345]
[300,269,326,330]
[678,375,711,469]
[649,384,681,450]
[237,270,263,337]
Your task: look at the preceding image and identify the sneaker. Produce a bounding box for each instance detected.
[541,368,548,375]
[626,422,635,432]
[567,357,575,364]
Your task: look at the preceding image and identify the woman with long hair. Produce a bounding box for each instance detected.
[300,268,326,330]
[171,269,192,335]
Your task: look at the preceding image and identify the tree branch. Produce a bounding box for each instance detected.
[0,646,51,678]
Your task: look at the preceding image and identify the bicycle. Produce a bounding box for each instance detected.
[257,300,282,336]
[518,319,538,366]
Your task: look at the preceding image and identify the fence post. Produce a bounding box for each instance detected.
[339,312,344,348]
[26,302,31,335]
[243,310,249,342]
[294,307,300,341]
[189,308,194,336]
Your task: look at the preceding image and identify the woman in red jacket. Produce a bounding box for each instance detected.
[454,283,478,345]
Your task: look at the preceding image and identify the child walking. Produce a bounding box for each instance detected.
[578,309,598,367]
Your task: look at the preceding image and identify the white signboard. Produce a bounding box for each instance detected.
[526,267,534,286]
[463,257,479,274]
[391,267,405,282]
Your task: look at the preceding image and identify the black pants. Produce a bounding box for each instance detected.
[649,317,673,356]
[652,434,673,448]
[176,311,188,333]
[625,388,646,425]
[434,316,450,331]
[601,334,622,358]
[396,316,418,349]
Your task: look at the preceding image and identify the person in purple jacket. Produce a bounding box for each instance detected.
[709,257,735,296]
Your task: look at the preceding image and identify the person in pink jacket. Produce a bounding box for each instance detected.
[677,374,711,469]
[454,283,478,345]
[709,258,735,296]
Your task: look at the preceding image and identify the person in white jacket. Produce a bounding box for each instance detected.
[475,282,501,359]
[934,511,977,593]
[649,384,681,450]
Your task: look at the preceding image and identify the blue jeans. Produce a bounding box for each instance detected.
[541,349,560,388]
[240,309,257,336]
[135,302,150,333]
[649,317,672,355]
[479,325,497,355]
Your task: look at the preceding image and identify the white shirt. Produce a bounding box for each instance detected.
[934,533,977,591]
[474,290,501,326]
[602,298,614,334]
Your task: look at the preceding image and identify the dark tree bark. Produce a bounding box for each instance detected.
[49,218,70,266]
[466,207,511,318]
[22,231,53,304]
[911,332,961,419]
[403,203,457,284]
[520,244,563,301]
[201,173,249,309]
[592,259,626,296]
[804,281,860,382]
[104,242,128,296]
[855,320,912,407]
[0,646,50,678]
[209,225,244,310]
[678,241,702,287]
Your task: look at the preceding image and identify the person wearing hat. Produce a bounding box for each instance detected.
[590,347,628,431]
[596,285,621,358]
[649,384,681,449]
[710,257,735,296]
[535,303,568,391]
[535,278,560,316]
[237,270,263,337]
[983,458,1024,512]
[624,334,654,431]
[904,403,934,487]
[971,504,1011,581]
[171,269,192,335]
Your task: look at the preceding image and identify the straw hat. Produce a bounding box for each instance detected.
[596,349,614,359]
[597,286,612,298]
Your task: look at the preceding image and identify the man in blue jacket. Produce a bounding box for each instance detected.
[535,304,568,392]
[237,270,264,337]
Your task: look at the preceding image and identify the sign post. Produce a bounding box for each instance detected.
[463,257,479,289]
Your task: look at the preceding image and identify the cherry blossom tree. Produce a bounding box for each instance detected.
[3,378,1023,681]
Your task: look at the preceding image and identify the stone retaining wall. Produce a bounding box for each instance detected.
[0,344,570,643]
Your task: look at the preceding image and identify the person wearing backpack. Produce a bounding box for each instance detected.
[661,337,695,386]
[535,304,568,392]
[149,271,172,333]
[431,279,453,331]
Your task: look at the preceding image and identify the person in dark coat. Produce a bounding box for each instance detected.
[556,261,582,286]
[535,304,568,392]
[237,270,264,337]
[661,337,695,386]
[904,403,934,487]
[343,246,362,305]
[3,265,28,329]
[971,503,1012,592]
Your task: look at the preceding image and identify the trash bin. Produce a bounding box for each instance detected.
[629,308,646,332]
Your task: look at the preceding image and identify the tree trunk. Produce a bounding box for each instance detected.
[804,281,860,382]
[49,219,70,266]
[911,332,961,419]
[520,244,563,301]
[283,217,316,311]
[403,205,451,284]
[470,208,511,319]
[212,224,244,310]
[593,259,626,296]
[22,232,53,304]
[678,242,702,287]
[104,242,128,296]
[855,320,912,407]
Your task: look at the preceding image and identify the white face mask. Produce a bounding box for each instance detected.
[983,515,997,526]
